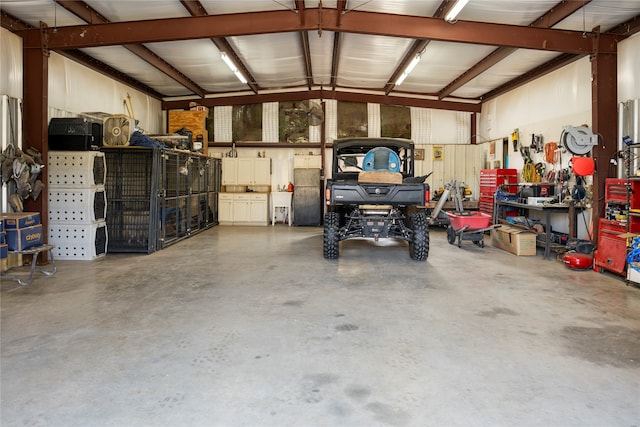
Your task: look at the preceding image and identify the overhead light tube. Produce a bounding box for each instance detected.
[221,52,248,84]
[395,54,421,86]
[445,0,469,23]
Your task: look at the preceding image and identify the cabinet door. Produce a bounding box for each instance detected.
[236,158,255,185]
[233,194,251,222]
[250,194,268,223]
[253,159,271,185]
[222,158,237,185]
[218,194,234,222]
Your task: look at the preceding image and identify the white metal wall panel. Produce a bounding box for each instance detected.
[618,32,640,102]
[411,107,431,145]
[0,29,23,99]
[214,106,232,142]
[324,100,338,142]
[368,103,381,138]
[262,102,279,142]
[48,53,163,132]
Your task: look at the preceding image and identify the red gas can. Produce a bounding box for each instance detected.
[563,252,593,270]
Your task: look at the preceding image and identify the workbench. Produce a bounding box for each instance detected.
[494,200,582,259]
[1,244,56,286]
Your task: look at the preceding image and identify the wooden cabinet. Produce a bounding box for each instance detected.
[222,158,271,186]
[217,192,268,225]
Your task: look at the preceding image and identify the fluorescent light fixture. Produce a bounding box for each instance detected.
[445,0,469,22]
[395,54,421,86]
[220,52,248,84]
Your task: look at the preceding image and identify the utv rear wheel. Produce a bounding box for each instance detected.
[409,212,429,261]
[323,212,340,259]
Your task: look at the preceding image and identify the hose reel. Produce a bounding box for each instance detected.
[561,125,598,155]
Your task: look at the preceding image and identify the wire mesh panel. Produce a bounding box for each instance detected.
[159,195,188,248]
[102,147,160,253]
[163,151,190,199]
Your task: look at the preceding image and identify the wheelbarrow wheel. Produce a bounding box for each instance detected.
[446,226,456,245]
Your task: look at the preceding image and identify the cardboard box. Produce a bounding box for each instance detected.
[1,212,41,229]
[5,224,43,251]
[491,225,537,256]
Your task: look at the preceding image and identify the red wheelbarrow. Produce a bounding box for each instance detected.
[445,211,500,248]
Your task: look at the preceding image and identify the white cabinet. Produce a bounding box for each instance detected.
[249,194,268,224]
[253,159,271,185]
[222,158,271,186]
[293,155,322,169]
[222,158,237,185]
[233,194,251,222]
[218,193,234,224]
[217,192,268,225]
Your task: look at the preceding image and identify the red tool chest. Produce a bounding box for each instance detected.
[594,178,640,275]
[479,169,518,217]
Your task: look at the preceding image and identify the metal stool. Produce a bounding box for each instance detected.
[1,244,56,286]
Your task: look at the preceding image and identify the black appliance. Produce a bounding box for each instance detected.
[48,117,103,151]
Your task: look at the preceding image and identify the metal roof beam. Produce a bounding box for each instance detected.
[58,0,206,97]
[385,0,450,95]
[29,9,616,55]
[438,0,590,99]
[295,0,313,90]
[180,0,259,94]
[162,90,481,113]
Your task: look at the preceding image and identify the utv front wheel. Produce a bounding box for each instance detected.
[323,212,340,259]
[409,212,429,261]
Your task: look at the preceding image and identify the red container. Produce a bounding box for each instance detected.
[446,211,492,231]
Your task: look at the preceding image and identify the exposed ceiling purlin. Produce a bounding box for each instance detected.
[180,0,259,94]
[438,0,591,100]
[59,49,164,99]
[481,52,582,102]
[295,0,313,90]
[58,0,206,97]
[329,1,347,91]
[384,0,451,96]
[0,10,163,99]
[479,12,640,103]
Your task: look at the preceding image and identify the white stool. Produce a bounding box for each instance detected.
[271,192,293,226]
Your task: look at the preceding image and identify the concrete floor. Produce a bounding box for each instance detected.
[1,225,639,427]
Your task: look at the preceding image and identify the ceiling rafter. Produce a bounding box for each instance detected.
[58,0,206,97]
[179,0,259,94]
[438,0,591,100]
[480,12,640,102]
[29,9,616,55]
[295,0,313,90]
[1,10,163,99]
[384,0,450,96]
[330,1,347,91]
